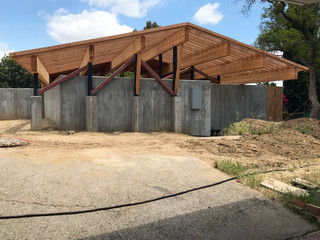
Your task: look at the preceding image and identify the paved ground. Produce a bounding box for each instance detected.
[0,120,318,239]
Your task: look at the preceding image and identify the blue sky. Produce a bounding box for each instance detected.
[0,0,266,57]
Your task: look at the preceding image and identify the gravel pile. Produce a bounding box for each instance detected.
[0,137,28,147]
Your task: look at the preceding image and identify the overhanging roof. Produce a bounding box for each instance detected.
[281,0,320,5]
[10,22,308,86]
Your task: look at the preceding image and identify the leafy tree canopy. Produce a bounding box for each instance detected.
[0,55,33,88]
[143,21,160,30]
[242,0,320,118]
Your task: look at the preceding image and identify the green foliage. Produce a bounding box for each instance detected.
[242,0,320,118]
[214,160,262,188]
[143,21,160,30]
[283,190,320,207]
[256,82,277,86]
[283,71,310,113]
[221,120,280,136]
[214,160,247,178]
[0,55,33,88]
[294,124,312,134]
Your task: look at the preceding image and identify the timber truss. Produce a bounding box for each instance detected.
[10,22,308,96]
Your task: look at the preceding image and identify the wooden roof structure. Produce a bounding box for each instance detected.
[10,22,308,94]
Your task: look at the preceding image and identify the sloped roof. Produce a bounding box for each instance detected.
[281,0,320,5]
[10,22,308,86]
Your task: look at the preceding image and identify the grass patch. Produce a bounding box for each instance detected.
[221,120,280,136]
[214,160,247,178]
[214,160,262,189]
[294,124,312,134]
[215,160,320,225]
[282,190,320,207]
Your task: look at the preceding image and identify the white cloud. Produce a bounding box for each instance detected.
[43,8,133,43]
[85,0,160,17]
[0,42,14,59]
[193,3,223,25]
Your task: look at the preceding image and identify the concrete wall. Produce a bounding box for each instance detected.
[44,77,87,130]
[0,88,33,120]
[42,76,269,136]
[135,79,173,132]
[93,77,133,132]
[211,85,267,130]
[179,80,211,136]
[60,77,87,130]
[44,85,61,126]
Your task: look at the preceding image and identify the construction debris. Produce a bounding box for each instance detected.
[0,137,28,147]
[292,178,318,190]
[261,179,309,196]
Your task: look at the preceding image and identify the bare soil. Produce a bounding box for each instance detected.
[181,118,320,169]
[0,118,319,172]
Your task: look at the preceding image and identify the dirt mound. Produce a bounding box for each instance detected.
[282,118,320,139]
[182,118,320,168]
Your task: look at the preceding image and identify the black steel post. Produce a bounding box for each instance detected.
[33,73,38,96]
[158,54,163,79]
[172,46,177,91]
[88,62,92,96]
[134,54,138,96]
[190,65,195,80]
[217,75,221,84]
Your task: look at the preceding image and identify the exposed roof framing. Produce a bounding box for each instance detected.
[10,22,308,86]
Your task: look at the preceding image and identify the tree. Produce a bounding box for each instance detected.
[242,0,320,119]
[143,21,160,30]
[0,55,33,88]
[257,82,277,86]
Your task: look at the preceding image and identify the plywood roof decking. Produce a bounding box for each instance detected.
[10,22,308,86]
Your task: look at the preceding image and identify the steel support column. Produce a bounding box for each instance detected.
[134,54,138,96]
[33,73,38,96]
[88,62,93,96]
[159,54,163,79]
[172,46,177,91]
[190,65,195,80]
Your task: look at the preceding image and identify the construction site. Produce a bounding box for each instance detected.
[1,23,319,239]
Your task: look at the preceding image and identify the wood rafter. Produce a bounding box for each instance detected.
[142,27,189,62]
[221,68,298,84]
[162,43,229,76]
[194,56,265,79]
[79,45,94,76]
[111,36,145,70]
[31,55,50,85]
[10,23,308,87]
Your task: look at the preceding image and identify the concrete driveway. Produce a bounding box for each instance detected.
[0,121,317,239]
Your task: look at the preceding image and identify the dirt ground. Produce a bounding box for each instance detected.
[0,118,319,172]
[182,118,320,171]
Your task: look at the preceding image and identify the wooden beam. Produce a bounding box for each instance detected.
[141,60,174,96]
[79,45,94,76]
[92,56,136,96]
[111,36,145,70]
[98,62,111,76]
[142,27,189,62]
[163,67,191,80]
[31,55,50,85]
[221,68,298,84]
[197,56,265,77]
[193,67,218,83]
[174,44,183,95]
[162,43,229,76]
[38,65,88,95]
[134,53,142,96]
